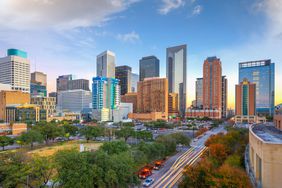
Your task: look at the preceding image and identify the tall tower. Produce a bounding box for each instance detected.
[96,50,116,78]
[203,57,222,113]
[166,45,187,115]
[139,56,160,81]
[0,49,30,93]
[115,65,132,95]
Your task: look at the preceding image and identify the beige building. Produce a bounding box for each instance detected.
[31,71,47,86]
[274,114,282,131]
[248,124,282,188]
[168,93,178,116]
[31,97,56,116]
[0,123,27,136]
[121,92,137,113]
[0,91,30,122]
[128,112,167,122]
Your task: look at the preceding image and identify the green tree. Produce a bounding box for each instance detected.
[79,126,104,142]
[100,141,129,155]
[35,123,65,144]
[17,130,43,149]
[0,136,14,151]
[116,126,134,142]
[63,124,78,139]
[105,169,118,187]
[136,130,153,141]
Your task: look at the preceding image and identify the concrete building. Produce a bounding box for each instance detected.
[56,75,89,92]
[195,78,203,109]
[139,56,160,81]
[121,92,137,113]
[56,75,73,92]
[131,73,139,92]
[274,106,282,130]
[115,65,132,95]
[222,76,228,118]
[113,103,133,122]
[0,91,30,122]
[57,89,92,113]
[0,123,27,136]
[31,71,47,87]
[239,60,275,116]
[0,49,30,93]
[31,97,56,117]
[97,50,115,78]
[92,108,110,122]
[168,93,178,116]
[128,112,168,122]
[0,83,12,91]
[247,124,282,188]
[166,45,187,115]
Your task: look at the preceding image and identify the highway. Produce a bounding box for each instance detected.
[149,125,226,188]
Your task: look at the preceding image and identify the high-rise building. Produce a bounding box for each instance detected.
[0,91,30,122]
[195,78,203,109]
[121,93,137,113]
[137,77,168,114]
[166,45,187,115]
[131,73,139,92]
[235,79,256,116]
[168,93,179,115]
[222,76,228,118]
[56,75,73,92]
[30,82,47,97]
[92,77,120,110]
[115,65,132,95]
[0,49,30,93]
[56,75,89,92]
[139,56,160,81]
[239,60,275,116]
[31,71,47,87]
[57,89,92,113]
[96,50,115,78]
[31,97,56,117]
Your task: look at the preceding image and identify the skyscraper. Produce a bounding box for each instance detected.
[31,71,47,87]
[56,75,89,92]
[222,76,228,118]
[96,50,115,78]
[0,49,30,93]
[239,60,275,116]
[56,75,73,92]
[166,45,187,115]
[131,73,139,92]
[203,57,222,112]
[115,65,132,95]
[92,77,120,110]
[195,78,203,109]
[139,56,160,81]
[235,79,256,116]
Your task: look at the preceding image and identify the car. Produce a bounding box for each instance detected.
[143,178,154,187]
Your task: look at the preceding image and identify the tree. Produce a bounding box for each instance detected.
[63,124,78,138]
[0,136,14,151]
[116,126,134,142]
[196,127,208,137]
[170,133,191,146]
[136,130,153,141]
[209,143,228,164]
[17,130,43,149]
[35,123,65,144]
[79,126,104,142]
[100,141,129,155]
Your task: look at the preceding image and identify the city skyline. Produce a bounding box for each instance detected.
[0,0,281,108]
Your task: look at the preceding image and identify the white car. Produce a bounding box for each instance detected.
[143,178,154,187]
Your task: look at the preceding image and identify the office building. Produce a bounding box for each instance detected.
[0,123,27,136]
[121,92,137,113]
[31,97,56,117]
[0,91,30,122]
[239,60,275,116]
[30,82,47,97]
[139,56,160,81]
[131,73,139,92]
[57,89,92,113]
[115,65,132,95]
[92,77,120,110]
[57,75,73,92]
[247,124,282,188]
[31,71,47,87]
[168,93,179,116]
[56,75,89,92]
[222,76,228,118]
[0,83,12,91]
[0,49,30,93]
[96,50,115,78]
[113,103,133,122]
[166,45,187,115]
[195,78,203,109]
[274,104,282,130]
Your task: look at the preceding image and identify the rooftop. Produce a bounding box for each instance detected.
[251,124,282,144]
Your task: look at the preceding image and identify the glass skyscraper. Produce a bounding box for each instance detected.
[239,60,275,116]
[139,56,160,81]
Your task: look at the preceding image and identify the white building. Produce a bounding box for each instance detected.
[0,83,12,91]
[96,50,116,78]
[57,89,92,113]
[0,49,30,93]
[113,103,133,122]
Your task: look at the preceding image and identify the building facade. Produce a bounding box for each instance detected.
[166,45,187,115]
[30,82,47,97]
[239,60,275,116]
[121,92,137,113]
[56,75,73,92]
[31,71,47,87]
[168,93,179,116]
[115,65,132,95]
[56,75,89,92]
[222,76,228,118]
[131,73,139,92]
[31,97,56,117]
[57,89,92,113]
[195,78,203,109]
[96,50,115,78]
[139,56,160,81]
[0,49,30,93]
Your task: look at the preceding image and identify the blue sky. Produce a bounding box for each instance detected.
[0,0,281,108]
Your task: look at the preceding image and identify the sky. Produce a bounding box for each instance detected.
[0,0,281,108]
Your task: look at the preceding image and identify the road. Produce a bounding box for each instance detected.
[148,125,226,188]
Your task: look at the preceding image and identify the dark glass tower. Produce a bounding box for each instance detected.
[139,56,160,81]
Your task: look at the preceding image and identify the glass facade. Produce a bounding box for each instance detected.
[242,85,248,115]
[139,56,160,81]
[239,60,275,116]
[30,82,47,97]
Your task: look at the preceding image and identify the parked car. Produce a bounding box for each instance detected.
[143,178,154,187]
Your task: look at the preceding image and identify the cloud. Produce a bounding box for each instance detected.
[116,31,140,43]
[158,0,185,15]
[192,5,202,15]
[0,0,139,30]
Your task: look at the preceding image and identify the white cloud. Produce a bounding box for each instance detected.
[158,0,185,15]
[192,5,202,15]
[117,31,140,43]
[0,0,139,30]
